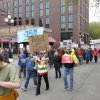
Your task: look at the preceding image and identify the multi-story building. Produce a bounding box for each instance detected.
[0,0,7,28]
[1,0,89,44]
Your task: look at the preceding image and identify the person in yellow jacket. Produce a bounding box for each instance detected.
[62,46,78,91]
[0,54,20,100]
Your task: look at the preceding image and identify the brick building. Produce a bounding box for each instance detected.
[1,0,89,44]
[0,10,7,27]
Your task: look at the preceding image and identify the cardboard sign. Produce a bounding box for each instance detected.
[28,34,49,52]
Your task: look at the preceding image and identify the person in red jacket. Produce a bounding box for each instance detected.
[77,48,83,65]
[93,48,98,63]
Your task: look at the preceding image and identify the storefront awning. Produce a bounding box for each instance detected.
[48,36,56,42]
[0,37,9,43]
[11,37,18,43]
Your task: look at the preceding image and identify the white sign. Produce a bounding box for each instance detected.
[26,45,30,52]
[72,42,78,48]
[19,44,23,48]
[63,39,72,47]
[17,27,44,43]
[60,42,64,47]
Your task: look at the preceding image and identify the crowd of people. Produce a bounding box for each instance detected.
[17,46,100,96]
[0,45,100,99]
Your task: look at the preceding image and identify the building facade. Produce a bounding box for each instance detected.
[1,0,89,44]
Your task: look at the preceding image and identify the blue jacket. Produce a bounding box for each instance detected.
[25,57,35,71]
[85,50,90,58]
[18,54,26,67]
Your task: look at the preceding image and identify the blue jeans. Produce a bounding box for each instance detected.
[63,67,74,89]
[78,57,83,65]
[24,70,37,89]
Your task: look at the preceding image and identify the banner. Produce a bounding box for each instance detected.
[17,27,44,43]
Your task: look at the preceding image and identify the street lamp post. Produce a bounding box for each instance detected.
[5,15,14,48]
[89,37,92,46]
[78,34,84,48]
[71,37,73,42]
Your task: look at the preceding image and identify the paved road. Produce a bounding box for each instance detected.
[11,59,100,100]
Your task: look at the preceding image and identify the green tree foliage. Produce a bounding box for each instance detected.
[89,22,100,39]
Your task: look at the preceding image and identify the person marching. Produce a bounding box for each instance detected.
[93,48,98,63]
[62,46,78,91]
[36,51,49,95]
[21,53,37,91]
[53,51,62,78]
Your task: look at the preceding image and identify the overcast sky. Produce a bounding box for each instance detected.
[89,0,100,22]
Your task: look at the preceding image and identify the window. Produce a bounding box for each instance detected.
[61,23,65,31]
[31,1,35,18]
[61,0,65,14]
[40,3,43,9]
[61,16,65,23]
[19,0,22,6]
[46,9,49,16]
[14,13,17,17]
[8,2,10,15]
[45,1,49,16]
[32,0,35,3]
[61,0,65,6]
[14,0,17,7]
[18,0,22,19]
[61,6,65,14]
[45,17,49,28]
[19,20,22,25]
[32,11,35,17]
[68,15,73,22]
[19,6,22,17]
[69,5,73,14]
[39,9,43,16]
[31,19,35,25]
[39,1,43,17]
[26,0,29,4]
[39,18,43,26]
[61,16,65,31]
[26,11,29,18]
[26,6,29,11]
[46,1,49,9]
[14,7,17,14]
[14,21,17,26]
[39,0,42,2]
[68,22,73,30]
[26,19,29,25]
[61,32,72,41]
[32,5,34,11]
[14,0,17,17]
[26,5,29,18]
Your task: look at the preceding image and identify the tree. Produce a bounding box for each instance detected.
[89,22,100,39]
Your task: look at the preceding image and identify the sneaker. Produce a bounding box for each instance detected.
[64,88,69,91]
[34,85,37,88]
[21,87,27,91]
[69,88,73,91]
[46,87,49,90]
[36,92,40,96]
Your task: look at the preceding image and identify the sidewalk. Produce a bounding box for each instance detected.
[17,60,100,100]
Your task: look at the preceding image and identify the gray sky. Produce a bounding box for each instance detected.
[89,0,100,22]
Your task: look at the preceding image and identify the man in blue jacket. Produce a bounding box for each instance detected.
[21,53,37,91]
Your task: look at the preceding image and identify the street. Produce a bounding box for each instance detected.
[11,59,100,100]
